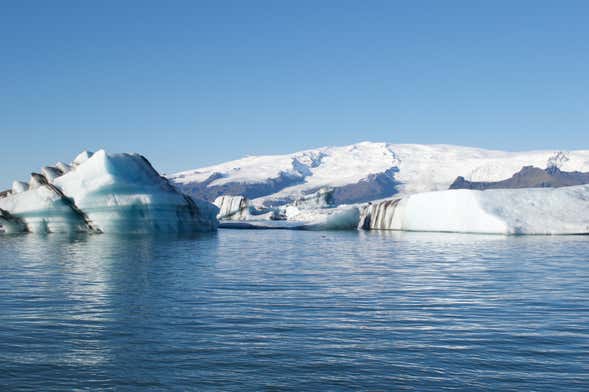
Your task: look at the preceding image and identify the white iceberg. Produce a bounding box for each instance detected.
[290,187,334,209]
[215,195,249,220]
[0,150,218,234]
[283,204,360,230]
[217,189,358,230]
[213,195,278,221]
[359,185,589,235]
[219,205,360,231]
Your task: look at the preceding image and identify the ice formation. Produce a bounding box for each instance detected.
[359,186,589,235]
[285,205,360,230]
[213,187,357,230]
[213,195,279,220]
[0,150,218,234]
[291,187,335,209]
[276,188,357,229]
[219,205,360,230]
[214,195,250,220]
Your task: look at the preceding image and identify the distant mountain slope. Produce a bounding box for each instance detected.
[450,166,589,190]
[168,142,589,206]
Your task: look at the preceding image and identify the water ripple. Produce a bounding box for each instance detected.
[0,230,588,391]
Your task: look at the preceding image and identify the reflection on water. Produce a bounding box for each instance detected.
[0,230,588,391]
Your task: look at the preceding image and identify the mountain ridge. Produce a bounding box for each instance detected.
[168,142,589,206]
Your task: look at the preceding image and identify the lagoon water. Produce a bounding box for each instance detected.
[1,230,588,391]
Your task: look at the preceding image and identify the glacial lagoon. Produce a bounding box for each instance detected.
[1,230,588,391]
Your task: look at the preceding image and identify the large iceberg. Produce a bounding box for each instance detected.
[0,150,218,234]
[359,185,589,235]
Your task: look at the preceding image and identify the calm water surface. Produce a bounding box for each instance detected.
[1,230,588,391]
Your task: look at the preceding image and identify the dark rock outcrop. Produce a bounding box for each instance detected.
[172,153,401,206]
[450,166,589,190]
[331,168,400,205]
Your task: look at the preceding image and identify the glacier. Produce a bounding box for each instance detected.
[0,150,218,234]
[169,142,589,207]
[359,185,589,235]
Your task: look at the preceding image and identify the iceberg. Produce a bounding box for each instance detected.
[0,150,218,234]
[359,185,589,235]
[220,205,360,230]
[216,189,359,230]
[275,187,358,229]
[287,205,360,230]
[213,195,278,221]
[214,195,250,220]
[290,187,335,209]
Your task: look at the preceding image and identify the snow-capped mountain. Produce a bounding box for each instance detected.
[169,142,589,206]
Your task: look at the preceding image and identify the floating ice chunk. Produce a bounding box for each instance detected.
[360,185,589,235]
[285,205,360,230]
[292,187,334,209]
[214,195,281,220]
[12,181,29,194]
[214,195,249,220]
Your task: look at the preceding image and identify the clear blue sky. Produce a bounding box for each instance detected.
[1,1,588,187]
